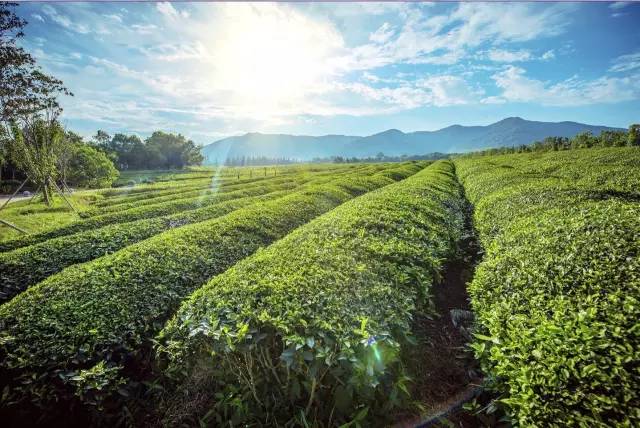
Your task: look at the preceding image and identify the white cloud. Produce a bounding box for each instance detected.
[609,51,640,73]
[139,42,209,62]
[335,2,574,72]
[341,75,482,110]
[41,4,91,34]
[541,50,555,60]
[131,23,157,34]
[104,14,123,23]
[486,49,533,62]
[490,65,640,106]
[609,2,631,10]
[156,2,190,20]
[31,14,44,22]
[369,22,395,44]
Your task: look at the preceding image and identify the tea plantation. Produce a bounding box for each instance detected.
[0,148,638,427]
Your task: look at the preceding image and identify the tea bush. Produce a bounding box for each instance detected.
[0,162,423,413]
[157,160,464,425]
[455,147,640,426]
[0,166,384,301]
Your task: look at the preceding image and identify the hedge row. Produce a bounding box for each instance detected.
[0,174,307,253]
[0,191,289,302]
[156,160,464,425]
[85,176,295,216]
[93,166,369,215]
[0,162,424,412]
[454,147,640,427]
[0,166,379,302]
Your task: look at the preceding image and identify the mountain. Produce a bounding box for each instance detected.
[201,117,623,163]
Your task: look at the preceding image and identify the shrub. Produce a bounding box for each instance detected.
[0,175,302,252]
[0,165,391,301]
[66,144,119,188]
[0,163,422,414]
[455,147,640,426]
[156,161,464,425]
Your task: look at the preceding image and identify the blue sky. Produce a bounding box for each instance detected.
[15,1,640,144]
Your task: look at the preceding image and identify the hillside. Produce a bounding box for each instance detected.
[201,117,622,162]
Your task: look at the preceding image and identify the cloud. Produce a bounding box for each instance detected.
[131,23,157,34]
[31,14,44,22]
[369,22,395,43]
[139,42,209,62]
[156,2,190,20]
[609,51,640,72]
[541,50,555,60]
[341,75,482,110]
[490,65,640,106]
[609,2,631,10]
[337,2,574,72]
[41,4,91,34]
[104,14,123,23]
[486,49,533,62]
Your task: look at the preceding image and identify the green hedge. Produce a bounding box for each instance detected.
[455,147,640,427]
[0,163,422,412]
[0,191,290,302]
[157,161,463,425]
[0,166,380,302]
[0,175,305,253]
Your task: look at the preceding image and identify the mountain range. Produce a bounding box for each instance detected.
[201,117,623,163]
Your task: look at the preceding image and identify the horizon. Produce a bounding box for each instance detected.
[15,2,640,144]
[208,115,626,143]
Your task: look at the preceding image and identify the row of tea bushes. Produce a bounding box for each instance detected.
[0,162,424,415]
[455,147,640,427]
[0,166,381,302]
[157,160,465,426]
[0,174,310,253]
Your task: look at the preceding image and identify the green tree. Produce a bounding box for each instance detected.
[8,115,65,205]
[145,131,203,169]
[0,3,71,122]
[628,124,640,147]
[66,143,119,188]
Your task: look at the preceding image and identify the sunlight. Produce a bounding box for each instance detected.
[209,4,343,119]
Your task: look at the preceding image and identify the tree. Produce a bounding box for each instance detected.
[145,131,203,169]
[66,143,119,188]
[8,114,65,205]
[0,3,71,122]
[628,124,640,147]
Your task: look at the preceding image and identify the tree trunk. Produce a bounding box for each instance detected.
[42,178,53,206]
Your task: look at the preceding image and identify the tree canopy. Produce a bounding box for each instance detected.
[0,2,71,122]
[92,130,204,170]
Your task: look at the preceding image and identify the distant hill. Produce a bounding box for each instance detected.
[201,117,623,163]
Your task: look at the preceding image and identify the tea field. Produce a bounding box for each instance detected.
[0,148,638,427]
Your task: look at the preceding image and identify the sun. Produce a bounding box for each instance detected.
[208,4,344,119]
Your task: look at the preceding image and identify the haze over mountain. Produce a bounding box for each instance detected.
[202,117,623,163]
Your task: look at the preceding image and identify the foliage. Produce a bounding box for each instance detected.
[92,130,204,170]
[7,116,65,205]
[455,147,640,426]
[0,2,71,122]
[66,142,119,188]
[0,162,423,415]
[0,177,318,301]
[157,161,464,425]
[462,124,640,156]
[0,173,303,251]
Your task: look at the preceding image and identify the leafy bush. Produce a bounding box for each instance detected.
[0,163,422,413]
[455,147,640,426]
[66,143,119,188]
[0,165,387,301]
[157,160,464,425]
[0,175,303,252]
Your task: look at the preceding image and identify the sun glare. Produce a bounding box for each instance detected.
[209,5,343,118]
